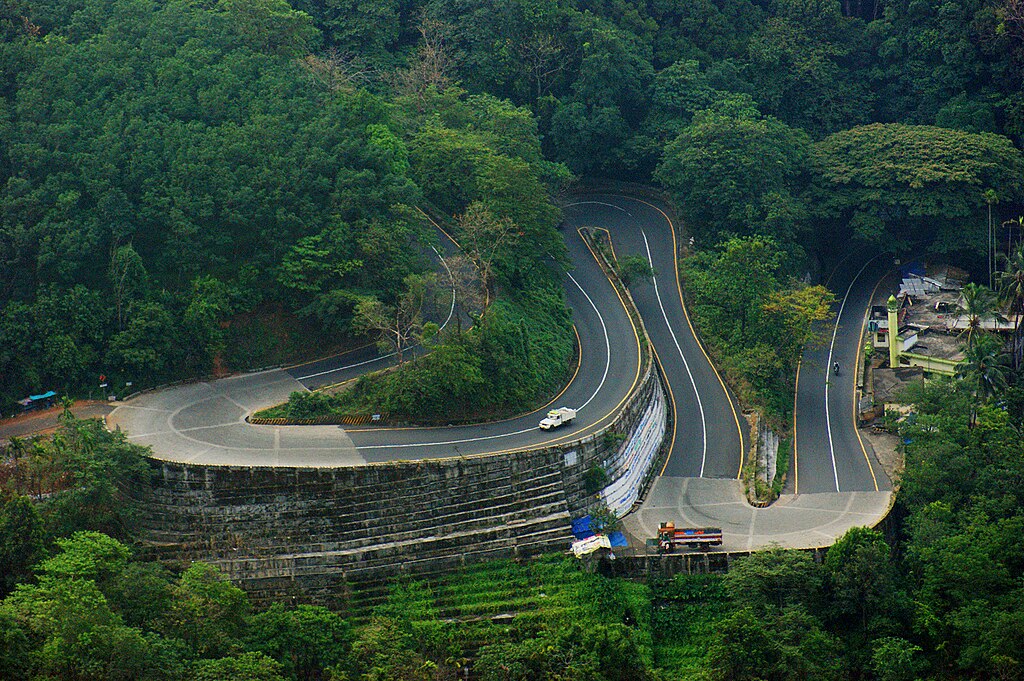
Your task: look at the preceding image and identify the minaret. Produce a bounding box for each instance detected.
[887,294,900,368]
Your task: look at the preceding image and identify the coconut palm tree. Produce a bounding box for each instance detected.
[957,283,1005,349]
[956,333,1010,426]
[997,242,1024,318]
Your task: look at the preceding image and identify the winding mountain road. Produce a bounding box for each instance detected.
[107,211,642,466]
[107,192,893,550]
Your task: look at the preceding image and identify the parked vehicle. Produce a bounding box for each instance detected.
[657,522,723,552]
[539,407,576,430]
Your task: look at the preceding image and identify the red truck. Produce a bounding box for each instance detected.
[657,522,723,552]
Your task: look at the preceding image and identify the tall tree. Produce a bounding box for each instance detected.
[810,124,1024,254]
[656,97,812,248]
[956,282,1005,349]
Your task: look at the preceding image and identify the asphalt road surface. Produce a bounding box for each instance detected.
[107,193,892,548]
[107,222,642,466]
[561,196,748,480]
[793,249,893,494]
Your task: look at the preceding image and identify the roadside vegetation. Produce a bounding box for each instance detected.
[4,389,1024,679]
[0,0,572,420]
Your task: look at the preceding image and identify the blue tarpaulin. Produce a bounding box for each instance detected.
[571,516,594,540]
[608,531,628,547]
[900,261,925,278]
[28,390,57,402]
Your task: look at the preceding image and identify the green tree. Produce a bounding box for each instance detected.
[871,637,925,681]
[746,0,872,135]
[760,284,835,369]
[352,274,436,364]
[1,534,178,681]
[0,609,32,681]
[956,283,1005,349]
[824,527,901,632]
[35,531,131,585]
[683,237,783,345]
[108,244,148,331]
[162,563,250,660]
[37,418,152,540]
[617,254,655,288]
[810,124,1024,254]
[724,547,823,615]
[0,495,45,595]
[956,332,1010,408]
[215,0,319,57]
[246,603,352,680]
[656,98,812,248]
[997,242,1024,316]
[192,652,286,681]
[706,605,840,681]
[290,0,398,57]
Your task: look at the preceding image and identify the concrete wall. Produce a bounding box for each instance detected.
[139,366,666,607]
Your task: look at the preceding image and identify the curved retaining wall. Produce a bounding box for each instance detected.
[135,201,670,606]
[140,366,666,606]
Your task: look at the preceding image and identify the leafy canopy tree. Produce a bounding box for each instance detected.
[724,546,824,616]
[0,0,427,402]
[192,652,286,681]
[0,495,46,596]
[656,96,813,250]
[809,124,1024,256]
[824,527,905,634]
[746,0,873,136]
[245,603,352,680]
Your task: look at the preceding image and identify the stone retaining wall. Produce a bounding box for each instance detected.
[136,195,669,606]
[139,366,666,608]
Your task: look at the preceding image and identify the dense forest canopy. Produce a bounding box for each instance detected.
[2,0,1024,409]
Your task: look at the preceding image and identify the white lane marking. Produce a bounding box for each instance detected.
[432,244,457,332]
[563,200,632,215]
[824,256,880,493]
[641,229,708,476]
[294,245,457,382]
[295,350,395,381]
[567,270,611,410]
[357,269,614,450]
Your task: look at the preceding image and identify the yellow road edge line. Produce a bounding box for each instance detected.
[791,250,857,495]
[593,223,675,475]
[416,205,464,250]
[617,195,746,479]
[793,360,801,496]
[853,273,887,493]
[506,228,644,453]
[653,342,679,477]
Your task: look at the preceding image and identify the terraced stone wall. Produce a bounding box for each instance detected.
[138,367,668,607]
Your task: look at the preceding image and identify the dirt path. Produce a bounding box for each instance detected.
[0,401,115,442]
